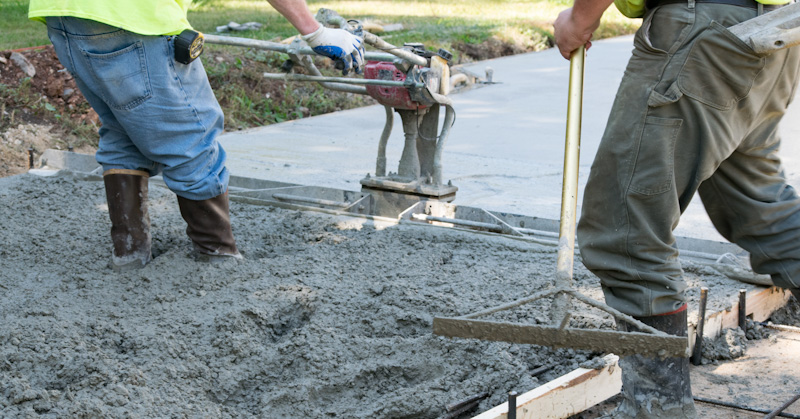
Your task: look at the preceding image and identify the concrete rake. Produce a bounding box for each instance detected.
[433,46,690,358]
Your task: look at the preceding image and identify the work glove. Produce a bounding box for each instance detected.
[302,25,365,75]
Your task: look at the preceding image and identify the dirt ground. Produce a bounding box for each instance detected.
[576,317,800,419]
[0,47,98,178]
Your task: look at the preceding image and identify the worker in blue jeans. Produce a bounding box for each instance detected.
[29,0,364,271]
[555,0,800,417]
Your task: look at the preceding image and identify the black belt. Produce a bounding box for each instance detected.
[646,0,787,11]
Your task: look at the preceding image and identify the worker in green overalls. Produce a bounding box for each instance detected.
[554,0,799,417]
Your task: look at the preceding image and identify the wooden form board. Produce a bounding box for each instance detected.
[689,286,790,348]
[472,354,621,419]
[474,287,791,419]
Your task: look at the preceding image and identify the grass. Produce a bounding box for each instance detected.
[189,0,639,59]
[1,0,640,147]
[201,47,376,130]
[2,0,640,52]
[0,1,51,50]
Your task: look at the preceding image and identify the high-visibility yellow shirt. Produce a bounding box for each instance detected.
[28,0,193,36]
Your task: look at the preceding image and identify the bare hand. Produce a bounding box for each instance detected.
[553,7,600,60]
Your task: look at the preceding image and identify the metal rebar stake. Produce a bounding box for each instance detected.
[694,396,800,418]
[691,287,709,366]
[738,289,747,331]
[765,392,800,419]
[508,391,518,419]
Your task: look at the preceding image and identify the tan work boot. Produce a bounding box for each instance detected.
[176,191,242,260]
[103,170,153,272]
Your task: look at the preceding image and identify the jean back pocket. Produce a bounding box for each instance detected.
[83,41,152,111]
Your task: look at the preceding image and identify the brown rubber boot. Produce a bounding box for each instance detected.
[176,191,242,260]
[103,170,153,272]
[604,305,697,419]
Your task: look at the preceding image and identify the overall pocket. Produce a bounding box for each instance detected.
[628,116,682,195]
[677,21,765,110]
[82,41,152,111]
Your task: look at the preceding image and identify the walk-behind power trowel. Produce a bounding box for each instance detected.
[205,9,489,215]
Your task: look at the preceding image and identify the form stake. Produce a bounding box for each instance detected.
[508,391,517,419]
[691,287,708,366]
[738,289,747,331]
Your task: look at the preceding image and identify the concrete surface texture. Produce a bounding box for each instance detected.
[4,35,799,419]
[0,172,605,417]
[218,35,800,244]
[1,171,780,418]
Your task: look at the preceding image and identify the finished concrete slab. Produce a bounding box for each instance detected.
[218,35,800,243]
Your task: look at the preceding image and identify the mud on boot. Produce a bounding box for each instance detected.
[602,305,697,419]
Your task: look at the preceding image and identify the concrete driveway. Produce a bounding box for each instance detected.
[219,35,800,243]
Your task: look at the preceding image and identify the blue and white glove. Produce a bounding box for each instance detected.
[302,25,365,75]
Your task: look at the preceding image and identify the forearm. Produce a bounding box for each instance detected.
[553,0,614,59]
[266,0,320,35]
[572,0,614,29]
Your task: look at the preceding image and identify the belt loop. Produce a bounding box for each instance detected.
[757,2,764,14]
[688,0,696,9]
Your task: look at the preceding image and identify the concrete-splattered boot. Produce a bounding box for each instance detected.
[604,305,697,419]
[177,191,242,260]
[789,289,800,302]
[103,170,153,272]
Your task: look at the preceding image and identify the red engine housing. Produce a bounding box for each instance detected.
[364,61,427,110]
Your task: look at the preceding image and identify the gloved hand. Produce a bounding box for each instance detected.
[302,25,365,75]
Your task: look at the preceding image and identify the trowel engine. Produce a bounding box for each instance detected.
[363,45,453,110]
[357,43,459,214]
[205,16,463,213]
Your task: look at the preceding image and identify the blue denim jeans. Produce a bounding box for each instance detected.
[45,16,228,200]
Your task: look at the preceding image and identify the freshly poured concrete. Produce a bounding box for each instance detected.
[0,171,769,417]
[4,36,797,418]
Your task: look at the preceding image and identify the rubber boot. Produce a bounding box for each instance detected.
[176,191,242,260]
[605,305,697,419]
[103,170,152,272]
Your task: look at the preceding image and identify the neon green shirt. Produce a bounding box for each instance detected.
[28,0,193,36]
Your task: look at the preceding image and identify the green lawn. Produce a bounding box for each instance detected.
[1,1,51,49]
[0,0,640,143]
[2,0,639,52]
